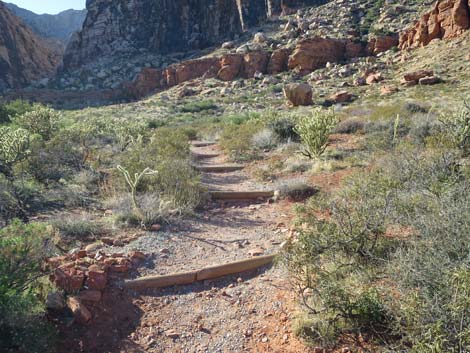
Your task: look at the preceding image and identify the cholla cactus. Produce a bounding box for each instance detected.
[295,108,339,159]
[113,120,145,151]
[0,127,30,168]
[14,106,60,141]
[116,165,158,221]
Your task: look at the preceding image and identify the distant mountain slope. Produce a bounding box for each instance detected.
[5,2,86,44]
[0,2,61,91]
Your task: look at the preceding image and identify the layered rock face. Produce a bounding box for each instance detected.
[0,3,61,91]
[399,0,470,50]
[63,0,322,69]
[123,36,369,99]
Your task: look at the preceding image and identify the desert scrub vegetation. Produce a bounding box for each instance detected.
[112,127,204,227]
[0,220,55,353]
[295,108,338,159]
[283,138,470,351]
[0,99,35,124]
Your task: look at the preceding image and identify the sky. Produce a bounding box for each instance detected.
[7,0,86,14]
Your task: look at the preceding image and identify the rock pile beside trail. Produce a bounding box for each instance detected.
[46,247,146,324]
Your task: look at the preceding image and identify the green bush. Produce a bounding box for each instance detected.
[179,100,217,113]
[439,103,470,155]
[0,100,35,124]
[0,220,55,353]
[14,106,60,141]
[269,118,300,142]
[114,127,204,225]
[295,108,338,159]
[283,148,469,350]
[219,122,263,162]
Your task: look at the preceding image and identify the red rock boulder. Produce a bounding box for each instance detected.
[67,297,92,324]
[283,83,313,106]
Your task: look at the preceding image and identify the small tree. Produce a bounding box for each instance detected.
[295,108,338,159]
[14,106,60,141]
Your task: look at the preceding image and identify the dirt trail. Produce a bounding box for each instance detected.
[62,143,311,353]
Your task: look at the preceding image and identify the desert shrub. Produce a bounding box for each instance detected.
[364,116,411,150]
[13,106,60,141]
[26,134,84,182]
[334,118,365,134]
[0,127,32,222]
[404,102,428,114]
[251,128,279,150]
[283,148,469,350]
[439,103,470,155]
[0,220,55,353]
[276,179,318,201]
[408,113,440,146]
[269,117,300,142]
[219,122,263,162]
[0,100,35,124]
[179,100,217,113]
[115,128,203,226]
[51,215,107,242]
[295,108,339,159]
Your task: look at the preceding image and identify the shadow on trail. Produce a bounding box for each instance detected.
[56,265,273,353]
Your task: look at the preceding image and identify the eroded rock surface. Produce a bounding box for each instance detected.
[0,2,61,92]
[400,0,470,50]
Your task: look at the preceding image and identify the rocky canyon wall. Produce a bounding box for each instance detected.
[63,0,323,69]
[0,2,61,91]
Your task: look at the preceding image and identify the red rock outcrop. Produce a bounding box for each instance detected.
[399,0,470,50]
[288,38,367,74]
[267,48,293,74]
[368,34,399,55]
[0,2,61,91]
[123,35,372,100]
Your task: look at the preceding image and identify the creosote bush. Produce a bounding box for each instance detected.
[295,108,338,159]
[0,220,55,353]
[283,147,470,351]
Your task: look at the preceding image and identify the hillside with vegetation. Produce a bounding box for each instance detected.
[1,0,470,352]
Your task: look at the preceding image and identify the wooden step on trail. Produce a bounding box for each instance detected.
[195,164,244,173]
[124,254,276,290]
[191,152,220,160]
[192,141,216,147]
[209,190,275,200]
